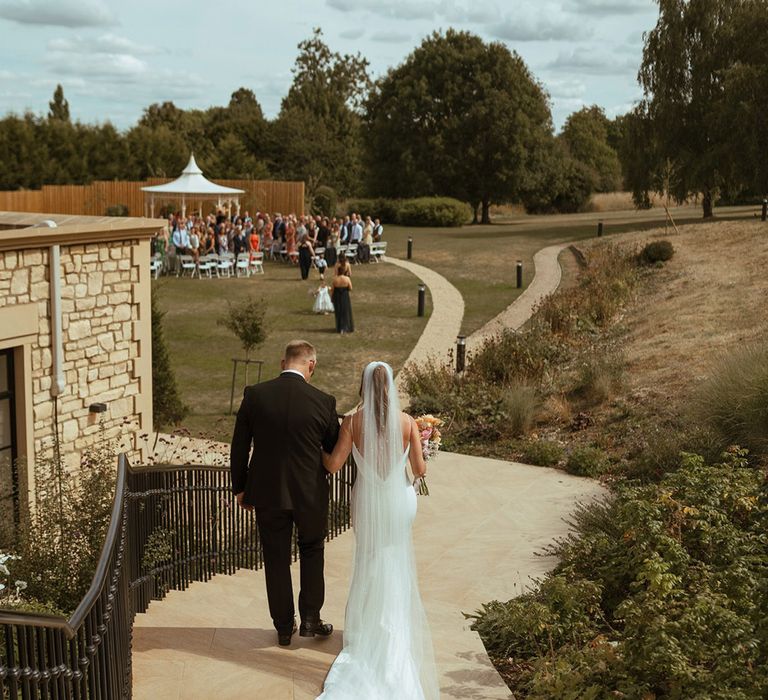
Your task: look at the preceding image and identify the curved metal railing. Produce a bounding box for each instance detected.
[0,454,356,699]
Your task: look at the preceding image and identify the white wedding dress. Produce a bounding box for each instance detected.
[317,362,439,700]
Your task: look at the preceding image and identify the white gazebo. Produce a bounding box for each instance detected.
[141,154,245,218]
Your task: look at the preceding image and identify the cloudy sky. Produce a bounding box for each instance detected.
[0,0,659,132]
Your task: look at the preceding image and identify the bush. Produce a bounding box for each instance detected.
[151,289,189,428]
[312,185,337,218]
[522,144,594,215]
[693,340,768,457]
[472,449,768,698]
[639,239,674,265]
[568,352,624,406]
[565,445,610,477]
[469,323,570,388]
[502,383,540,436]
[11,436,116,614]
[105,203,129,216]
[344,196,471,227]
[521,439,564,467]
[396,197,471,227]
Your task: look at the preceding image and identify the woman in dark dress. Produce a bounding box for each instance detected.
[298,232,314,280]
[331,262,354,334]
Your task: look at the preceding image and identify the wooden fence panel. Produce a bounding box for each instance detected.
[0,179,305,218]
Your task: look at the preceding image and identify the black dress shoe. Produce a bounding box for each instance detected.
[300,619,333,638]
[278,622,297,647]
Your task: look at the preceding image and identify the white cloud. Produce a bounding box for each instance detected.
[0,0,116,28]
[47,51,148,80]
[567,0,654,15]
[371,30,411,43]
[48,34,159,56]
[545,78,586,99]
[547,47,637,75]
[490,15,581,42]
[327,0,436,20]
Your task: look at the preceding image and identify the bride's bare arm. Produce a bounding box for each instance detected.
[323,415,353,474]
[408,416,427,478]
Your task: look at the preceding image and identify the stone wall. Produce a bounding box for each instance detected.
[0,238,152,470]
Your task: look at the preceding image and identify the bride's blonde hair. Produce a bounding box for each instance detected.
[358,364,389,434]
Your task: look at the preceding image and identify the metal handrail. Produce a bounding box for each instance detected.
[0,452,356,699]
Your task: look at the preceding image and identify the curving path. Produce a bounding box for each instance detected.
[132,451,604,700]
[386,257,464,396]
[466,243,569,355]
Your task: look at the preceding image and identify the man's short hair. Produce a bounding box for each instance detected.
[284,339,316,363]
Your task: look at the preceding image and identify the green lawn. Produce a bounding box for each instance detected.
[154,261,430,442]
[383,204,756,334]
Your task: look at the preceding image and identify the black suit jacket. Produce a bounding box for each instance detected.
[230,372,339,511]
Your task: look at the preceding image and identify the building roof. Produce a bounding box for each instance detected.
[140,154,245,196]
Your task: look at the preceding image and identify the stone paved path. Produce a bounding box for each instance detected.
[132,451,605,700]
[466,243,569,354]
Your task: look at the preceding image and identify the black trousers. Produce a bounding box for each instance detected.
[299,247,312,279]
[256,506,327,631]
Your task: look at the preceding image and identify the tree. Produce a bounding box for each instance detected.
[48,85,70,122]
[218,296,267,363]
[150,291,189,428]
[632,0,768,217]
[364,30,552,223]
[271,28,370,198]
[560,106,622,192]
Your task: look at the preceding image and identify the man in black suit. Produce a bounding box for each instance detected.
[230,340,340,646]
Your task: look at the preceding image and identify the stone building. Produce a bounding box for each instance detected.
[0,211,161,528]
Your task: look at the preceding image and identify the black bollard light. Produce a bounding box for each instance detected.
[516,260,523,289]
[407,236,413,259]
[417,283,426,317]
[597,221,604,237]
[456,335,466,373]
[762,199,767,222]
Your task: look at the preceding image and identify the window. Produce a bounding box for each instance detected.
[0,348,18,532]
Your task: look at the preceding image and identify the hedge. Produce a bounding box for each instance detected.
[343,196,471,227]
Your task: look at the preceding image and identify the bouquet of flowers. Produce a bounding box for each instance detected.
[413,414,443,496]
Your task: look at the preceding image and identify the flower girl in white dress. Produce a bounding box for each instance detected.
[313,283,335,315]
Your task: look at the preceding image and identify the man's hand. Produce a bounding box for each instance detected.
[235,491,253,511]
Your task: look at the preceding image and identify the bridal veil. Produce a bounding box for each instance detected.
[317,361,439,700]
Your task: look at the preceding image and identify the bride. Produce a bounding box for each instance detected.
[317,362,439,700]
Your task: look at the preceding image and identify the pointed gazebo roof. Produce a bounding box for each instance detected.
[141,154,245,196]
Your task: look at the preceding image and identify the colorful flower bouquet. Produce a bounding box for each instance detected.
[413,414,443,496]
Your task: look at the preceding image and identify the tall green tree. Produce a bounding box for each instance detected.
[631,0,768,216]
[48,84,70,122]
[560,106,622,192]
[271,28,370,199]
[364,30,552,223]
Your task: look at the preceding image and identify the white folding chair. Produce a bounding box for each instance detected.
[149,253,162,279]
[249,252,264,275]
[371,241,387,262]
[236,252,251,277]
[178,254,198,278]
[198,255,215,278]
[345,244,358,264]
[217,252,235,278]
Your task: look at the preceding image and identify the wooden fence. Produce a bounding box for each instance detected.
[0,178,305,218]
